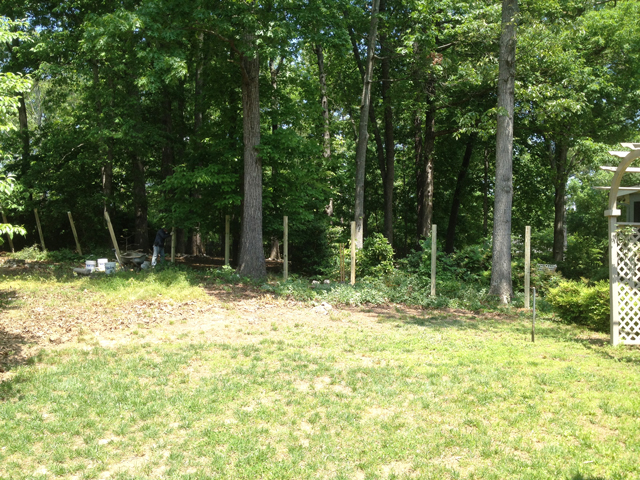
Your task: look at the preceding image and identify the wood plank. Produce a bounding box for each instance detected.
[593,186,640,191]
[620,143,640,150]
[600,166,640,173]
[609,151,632,158]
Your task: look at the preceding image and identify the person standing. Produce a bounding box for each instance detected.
[152,227,172,267]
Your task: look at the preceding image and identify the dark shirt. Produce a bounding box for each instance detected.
[154,229,171,247]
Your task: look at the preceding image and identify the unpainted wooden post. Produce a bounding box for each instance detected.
[224,215,230,266]
[67,212,82,256]
[171,227,176,263]
[431,224,437,296]
[283,216,289,281]
[104,211,122,263]
[1,209,15,253]
[351,221,356,285]
[525,225,531,309]
[34,208,46,251]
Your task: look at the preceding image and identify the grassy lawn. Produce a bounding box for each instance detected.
[1,269,639,479]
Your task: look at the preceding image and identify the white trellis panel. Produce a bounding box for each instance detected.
[614,225,640,344]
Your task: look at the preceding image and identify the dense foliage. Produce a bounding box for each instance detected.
[0,0,638,283]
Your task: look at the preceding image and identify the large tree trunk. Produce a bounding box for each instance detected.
[237,37,267,279]
[489,0,518,303]
[445,135,476,254]
[417,102,436,238]
[354,0,381,249]
[132,154,148,252]
[314,45,331,160]
[552,141,569,263]
[380,28,395,247]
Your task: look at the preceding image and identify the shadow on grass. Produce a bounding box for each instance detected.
[569,474,608,480]
[371,305,483,331]
[0,323,37,378]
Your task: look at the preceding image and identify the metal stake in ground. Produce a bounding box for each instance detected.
[225,215,230,266]
[351,221,356,285]
[525,226,531,309]
[34,208,46,251]
[532,287,536,343]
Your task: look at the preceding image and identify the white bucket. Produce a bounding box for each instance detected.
[85,260,97,272]
[104,262,117,274]
[97,258,108,272]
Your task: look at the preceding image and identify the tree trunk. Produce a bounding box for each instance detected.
[552,142,569,263]
[417,102,436,239]
[268,237,281,260]
[489,0,518,303]
[483,147,489,238]
[237,36,267,279]
[354,0,381,249]
[17,93,29,176]
[445,135,476,254]
[315,45,331,160]
[132,154,148,252]
[380,30,395,247]
[161,97,174,179]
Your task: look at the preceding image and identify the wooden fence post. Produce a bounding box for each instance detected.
[431,224,437,296]
[67,212,82,256]
[104,211,121,263]
[283,216,289,281]
[1,209,15,253]
[34,208,46,251]
[525,226,531,309]
[351,221,356,285]
[224,215,230,266]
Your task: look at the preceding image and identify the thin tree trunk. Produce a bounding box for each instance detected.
[483,146,489,238]
[161,97,174,179]
[237,35,267,279]
[132,154,148,252]
[445,135,476,254]
[489,0,518,303]
[17,93,29,176]
[380,30,395,247]
[552,142,569,263]
[314,45,331,160]
[354,0,381,249]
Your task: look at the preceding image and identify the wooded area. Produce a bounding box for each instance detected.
[0,0,639,286]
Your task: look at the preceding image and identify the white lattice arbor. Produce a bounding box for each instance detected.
[597,143,640,345]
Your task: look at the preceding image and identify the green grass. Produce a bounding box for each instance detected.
[1,304,639,479]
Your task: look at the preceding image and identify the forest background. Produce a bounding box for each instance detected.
[0,0,639,289]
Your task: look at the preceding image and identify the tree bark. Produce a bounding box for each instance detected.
[483,147,489,238]
[417,101,436,239]
[489,0,518,303]
[237,36,267,279]
[445,135,476,254]
[132,154,148,252]
[552,141,569,263]
[315,45,331,160]
[380,30,395,247]
[17,93,29,176]
[354,0,381,249]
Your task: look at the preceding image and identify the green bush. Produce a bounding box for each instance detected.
[356,233,394,278]
[547,279,610,332]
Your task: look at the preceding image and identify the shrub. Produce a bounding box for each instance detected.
[356,233,394,278]
[547,279,610,332]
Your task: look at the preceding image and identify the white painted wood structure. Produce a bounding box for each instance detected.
[596,143,640,345]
